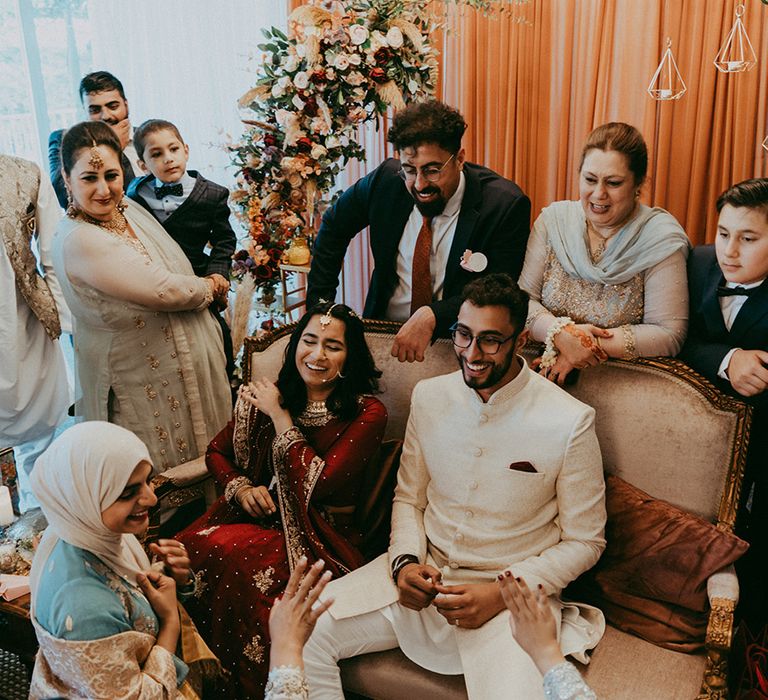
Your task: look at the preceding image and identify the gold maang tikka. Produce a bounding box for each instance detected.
[88,147,104,170]
[319,304,337,330]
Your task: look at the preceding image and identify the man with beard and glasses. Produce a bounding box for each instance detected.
[307,100,530,363]
[303,274,607,700]
[48,71,140,208]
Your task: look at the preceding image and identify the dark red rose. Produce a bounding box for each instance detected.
[296,137,313,153]
[233,249,250,262]
[261,318,275,331]
[268,247,283,261]
[263,133,277,147]
[369,67,388,83]
[255,233,270,245]
[255,264,273,279]
[374,47,392,65]
[303,95,319,117]
[310,69,327,84]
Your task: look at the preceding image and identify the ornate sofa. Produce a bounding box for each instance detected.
[158,319,751,699]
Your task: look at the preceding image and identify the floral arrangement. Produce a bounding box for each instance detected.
[228,0,439,297]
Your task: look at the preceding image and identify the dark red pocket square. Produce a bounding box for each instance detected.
[509,461,538,473]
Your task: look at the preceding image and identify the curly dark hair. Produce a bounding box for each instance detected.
[276,302,381,421]
[716,178,768,221]
[461,273,529,331]
[387,100,467,153]
[60,121,122,176]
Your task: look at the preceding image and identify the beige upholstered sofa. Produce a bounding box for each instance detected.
[157,319,751,699]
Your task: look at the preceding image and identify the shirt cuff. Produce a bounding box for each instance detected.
[718,348,739,380]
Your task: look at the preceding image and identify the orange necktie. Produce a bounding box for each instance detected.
[410,216,433,315]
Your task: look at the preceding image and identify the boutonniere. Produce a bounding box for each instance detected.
[460,249,488,273]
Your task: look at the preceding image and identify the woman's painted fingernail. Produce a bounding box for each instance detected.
[504,571,512,578]
[497,573,504,581]
[538,584,543,590]
[515,577,521,582]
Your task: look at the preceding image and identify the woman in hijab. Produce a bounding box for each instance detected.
[28,421,218,699]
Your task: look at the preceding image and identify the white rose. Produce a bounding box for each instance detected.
[293,71,310,90]
[326,68,336,80]
[284,55,300,72]
[334,54,350,71]
[370,30,387,50]
[408,79,419,94]
[292,94,306,110]
[296,44,307,57]
[348,23,369,46]
[311,143,327,159]
[385,27,404,49]
[325,134,341,149]
[348,52,362,66]
[275,109,292,126]
[277,75,292,89]
[271,83,285,98]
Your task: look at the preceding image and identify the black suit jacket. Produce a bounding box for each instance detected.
[126,171,236,278]
[48,128,137,208]
[306,158,531,336]
[679,244,768,406]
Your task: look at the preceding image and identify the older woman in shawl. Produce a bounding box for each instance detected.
[519,122,690,385]
[28,421,218,700]
[51,121,231,477]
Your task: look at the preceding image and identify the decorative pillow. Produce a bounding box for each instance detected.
[566,474,749,652]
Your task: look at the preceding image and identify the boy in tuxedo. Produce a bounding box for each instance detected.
[680,177,768,631]
[127,119,237,381]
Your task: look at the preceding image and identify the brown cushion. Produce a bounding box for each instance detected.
[567,474,748,652]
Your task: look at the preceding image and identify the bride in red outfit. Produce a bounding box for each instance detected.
[176,302,387,698]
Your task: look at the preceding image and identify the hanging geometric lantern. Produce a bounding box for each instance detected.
[648,38,686,101]
[714,4,757,73]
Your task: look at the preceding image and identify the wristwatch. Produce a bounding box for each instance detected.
[391,554,419,584]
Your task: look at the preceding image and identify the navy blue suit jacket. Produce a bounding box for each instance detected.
[127,171,235,278]
[679,244,768,408]
[306,159,530,336]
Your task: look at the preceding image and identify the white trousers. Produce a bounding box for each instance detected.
[303,602,545,700]
[14,429,57,512]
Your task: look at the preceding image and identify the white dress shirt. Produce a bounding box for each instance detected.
[137,172,196,222]
[385,172,466,321]
[717,278,766,379]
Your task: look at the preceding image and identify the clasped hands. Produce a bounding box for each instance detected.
[536,323,611,386]
[137,539,192,621]
[396,563,504,629]
[205,273,230,309]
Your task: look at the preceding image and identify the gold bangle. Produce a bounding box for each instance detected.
[621,324,637,359]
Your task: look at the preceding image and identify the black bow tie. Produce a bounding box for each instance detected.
[717,285,756,297]
[154,182,183,198]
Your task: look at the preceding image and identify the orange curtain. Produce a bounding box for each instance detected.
[438,0,768,244]
[284,0,768,308]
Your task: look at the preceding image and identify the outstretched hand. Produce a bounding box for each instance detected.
[499,572,564,676]
[268,556,334,669]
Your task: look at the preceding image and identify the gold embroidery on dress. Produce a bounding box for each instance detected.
[232,394,253,469]
[146,354,160,370]
[198,526,219,536]
[144,384,157,400]
[273,427,310,572]
[167,395,180,411]
[303,454,326,507]
[155,426,168,441]
[296,400,332,427]
[253,566,275,594]
[244,635,265,664]
[176,437,187,453]
[192,569,208,599]
[541,245,644,327]
[134,316,146,329]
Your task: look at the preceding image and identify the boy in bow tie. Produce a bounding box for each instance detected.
[680,177,768,633]
[127,118,237,380]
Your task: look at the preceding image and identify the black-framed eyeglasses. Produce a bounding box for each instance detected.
[449,323,516,355]
[397,153,456,183]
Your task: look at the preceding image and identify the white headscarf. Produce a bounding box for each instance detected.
[29,421,153,610]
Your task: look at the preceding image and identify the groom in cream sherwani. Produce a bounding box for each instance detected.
[304,273,607,699]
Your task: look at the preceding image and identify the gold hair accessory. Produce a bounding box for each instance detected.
[88,147,104,170]
[319,304,338,329]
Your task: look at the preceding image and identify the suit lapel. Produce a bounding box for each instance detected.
[729,279,768,345]
[165,171,205,224]
[444,168,481,292]
[701,260,729,339]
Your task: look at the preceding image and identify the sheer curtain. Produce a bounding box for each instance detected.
[87,0,287,192]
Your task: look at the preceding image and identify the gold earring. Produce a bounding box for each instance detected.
[65,189,78,218]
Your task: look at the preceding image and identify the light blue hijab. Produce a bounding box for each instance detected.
[542,200,690,286]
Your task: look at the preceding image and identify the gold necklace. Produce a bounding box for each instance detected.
[586,219,619,262]
[76,206,129,235]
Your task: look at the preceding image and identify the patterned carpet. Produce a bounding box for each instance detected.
[0,650,30,700]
